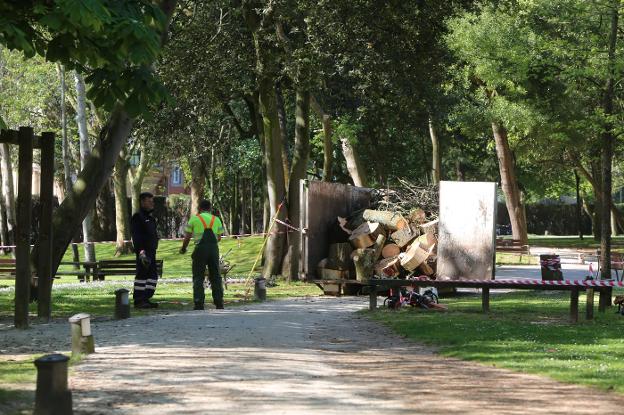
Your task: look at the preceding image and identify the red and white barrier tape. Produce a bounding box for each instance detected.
[409,276,624,287]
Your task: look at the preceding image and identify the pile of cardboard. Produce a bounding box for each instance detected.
[318,208,438,282]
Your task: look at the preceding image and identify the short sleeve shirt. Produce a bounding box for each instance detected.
[184,213,224,244]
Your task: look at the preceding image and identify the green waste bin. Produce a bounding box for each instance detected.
[540,254,563,280]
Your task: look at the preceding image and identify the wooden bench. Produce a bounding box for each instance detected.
[93,259,164,281]
[496,238,531,262]
[56,261,98,282]
[368,277,624,322]
[0,258,60,283]
[0,258,15,280]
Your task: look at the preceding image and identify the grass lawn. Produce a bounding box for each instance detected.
[527,235,624,251]
[56,236,266,280]
[370,289,624,393]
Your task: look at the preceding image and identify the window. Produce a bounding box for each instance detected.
[171,166,182,186]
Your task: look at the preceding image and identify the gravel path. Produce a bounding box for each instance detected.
[3,296,624,414]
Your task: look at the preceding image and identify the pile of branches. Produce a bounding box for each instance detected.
[371,178,439,221]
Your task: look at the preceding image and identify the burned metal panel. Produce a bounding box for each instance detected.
[299,180,372,280]
[437,181,496,280]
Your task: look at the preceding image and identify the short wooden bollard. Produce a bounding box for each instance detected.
[68,313,95,356]
[254,277,267,301]
[34,354,72,415]
[114,288,130,319]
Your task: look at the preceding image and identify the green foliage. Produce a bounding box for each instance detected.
[0,0,169,114]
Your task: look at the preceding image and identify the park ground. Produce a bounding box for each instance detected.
[2,235,624,413]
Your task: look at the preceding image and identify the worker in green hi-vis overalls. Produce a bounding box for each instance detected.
[179,200,225,310]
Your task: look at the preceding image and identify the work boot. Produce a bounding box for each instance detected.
[134,301,154,309]
[215,300,224,310]
[193,303,204,310]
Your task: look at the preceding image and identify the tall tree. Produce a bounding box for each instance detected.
[74,71,96,262]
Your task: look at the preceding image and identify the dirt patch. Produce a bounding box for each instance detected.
[2,297,624,414]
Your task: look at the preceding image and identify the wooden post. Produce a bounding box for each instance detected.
[570,288,579,323]
[68,313,95,357]
[14,127,33,329]
[585,288,594,320]
[34,354,73,415]
[599,288,609,312]
[482,287,490,312]
[369,283,378,311]
[37,132,55,321]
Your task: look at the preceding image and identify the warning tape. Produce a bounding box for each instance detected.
[0,227,298,250]
[408,276,624,287]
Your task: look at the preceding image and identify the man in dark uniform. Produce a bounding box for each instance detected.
[131,192,160,309]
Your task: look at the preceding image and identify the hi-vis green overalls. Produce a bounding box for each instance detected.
[191,214,223,309]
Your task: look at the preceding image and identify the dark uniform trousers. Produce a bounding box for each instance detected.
[192,228,223,308]
[131,208,159,304]
[133,249,158,303]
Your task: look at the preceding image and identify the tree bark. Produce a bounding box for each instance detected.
[429,116,441,185]
[75,71,96,263]
[57,64,81,267]
[282,90,310,281]
[341,137,367,187]
[250,177,255,234]
[275,81,290,188]
[0,144,15,248]
[491,122,528,244]
[41,107,134,274]
[310,96,333,182]
[600,1,618,279]
[113,149,133,256]
[189,159,206,217]
[0,168,9,252]
[129,144,151,214]
[242,2,288,277]
[574,170,584,239]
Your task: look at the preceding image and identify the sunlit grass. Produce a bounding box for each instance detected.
[55,236,265,281]
[370,289,624,393]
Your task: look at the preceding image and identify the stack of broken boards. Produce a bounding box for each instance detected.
[318,209,438,283]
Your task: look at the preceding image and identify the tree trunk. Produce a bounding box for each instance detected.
[258,79,288,277]
[92,181,116,241]
[0,168,9,252]
[240,176,247,234]
[75,71,96,263]
[341,137,367,187]
[600,2,618,279]
[491,122,528,244]
[429,116,441,185]
[250,178,255,234]
[275,81,290,188]
[113,151,133,256]
[455,159,465,181]
[282,90,310,281]
[0,144,16,248]
[574,170,583,239]
[57,64,81,267]
[37,106,134,274]
[311,97,333,182]
[130,145,151,214]
[189,159,205,217]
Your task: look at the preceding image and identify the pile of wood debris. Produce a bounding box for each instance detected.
[318,181,439,282]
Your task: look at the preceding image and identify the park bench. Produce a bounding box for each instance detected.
[0,258,15,280]
[496,238,531,261]
[56,261,98,282]
[93,259,164,281]
[368,277,624,322]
